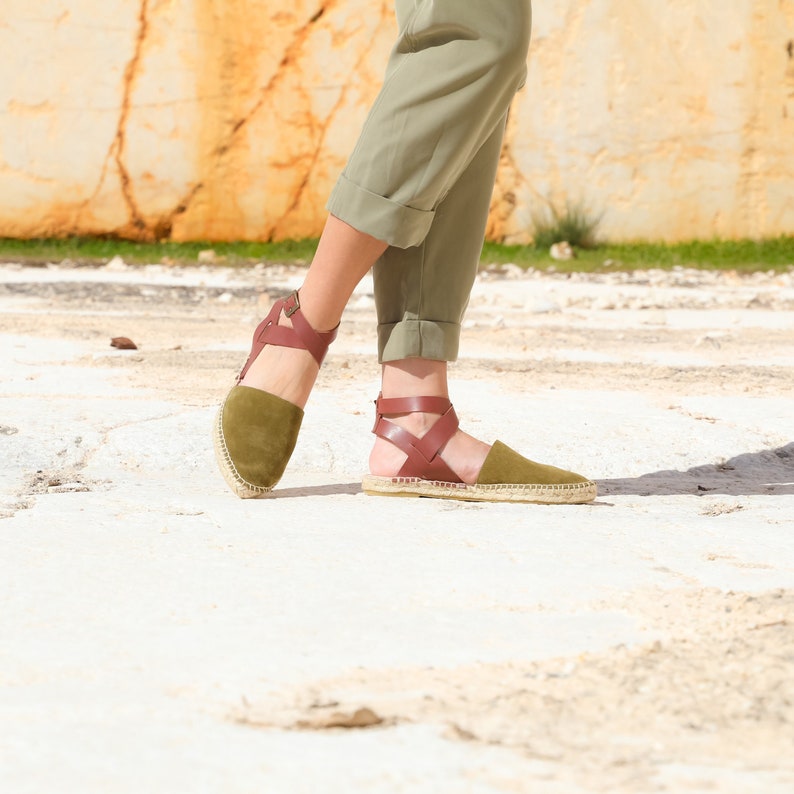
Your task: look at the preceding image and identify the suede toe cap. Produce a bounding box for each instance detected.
[477,440,591,486]
[221,385,303,489]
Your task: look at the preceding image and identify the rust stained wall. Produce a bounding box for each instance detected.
[182,0,394,242]
[1,0,792,243]
[494,0,794,242]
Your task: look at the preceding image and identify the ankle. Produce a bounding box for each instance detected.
[381,358,450,402]
[384,410,441,438]
[293,287,342,334]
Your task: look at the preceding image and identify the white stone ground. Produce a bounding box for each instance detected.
[1,261,792,793]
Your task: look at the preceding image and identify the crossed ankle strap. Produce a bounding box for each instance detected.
[237,290,339,382]
[372,393,462,483]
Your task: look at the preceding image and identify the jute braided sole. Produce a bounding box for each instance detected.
[212,401,274,499]
[361,474,597,504]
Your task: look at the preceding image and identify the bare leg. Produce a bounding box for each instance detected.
[240,214,386,408]
[368,358,490,484]
[239,214,492,483]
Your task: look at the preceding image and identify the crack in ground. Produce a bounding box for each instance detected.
[2,409,183,521]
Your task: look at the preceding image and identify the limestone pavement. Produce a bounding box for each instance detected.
[1,260,793,793]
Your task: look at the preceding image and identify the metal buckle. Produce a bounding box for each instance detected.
[283,290,300,318]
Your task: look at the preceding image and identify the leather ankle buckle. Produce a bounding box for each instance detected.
[283,290,300,318]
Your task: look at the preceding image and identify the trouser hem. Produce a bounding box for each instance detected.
[326,174,434,249]
[378,319,460,363]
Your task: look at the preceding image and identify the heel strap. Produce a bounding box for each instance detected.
[375,395,453,415]
[372,393,461,483]
[237,291,338,382]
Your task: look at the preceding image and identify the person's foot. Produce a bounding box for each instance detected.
[363,392,597,503]
[239,304,322,410]
[368,408,491,484]
[214,291,338,499]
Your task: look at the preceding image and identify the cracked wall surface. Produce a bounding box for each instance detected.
[1,0,792,243]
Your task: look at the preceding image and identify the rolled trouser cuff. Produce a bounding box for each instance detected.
[378,319,461,363]
[327,174,434,249]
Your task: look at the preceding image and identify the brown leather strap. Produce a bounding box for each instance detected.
[372,393,461,483]
[237,291,338,382]
[375,395,453,416]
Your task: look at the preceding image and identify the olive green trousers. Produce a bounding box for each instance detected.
[327,0,532,362]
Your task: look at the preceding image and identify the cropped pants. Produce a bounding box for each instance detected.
[327,0,532,362]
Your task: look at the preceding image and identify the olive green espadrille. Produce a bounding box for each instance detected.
[213,291,337,499]
[361,395,596,504]
[214,385,304,498]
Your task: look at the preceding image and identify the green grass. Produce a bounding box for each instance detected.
[1,235,792,273]
[530,200,602,250]
[0,236,318,267]
[481,236,794,273]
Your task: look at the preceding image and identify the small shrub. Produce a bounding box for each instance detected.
[531,200,602,250]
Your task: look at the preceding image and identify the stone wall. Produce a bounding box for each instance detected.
[1,0,793,243]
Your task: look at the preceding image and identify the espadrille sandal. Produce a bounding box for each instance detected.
[362,394,597,504]
[213,291,338,498]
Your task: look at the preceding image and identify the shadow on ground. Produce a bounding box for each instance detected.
[272,482,362,499]
[265,446,794,500]
[598,443,794,497]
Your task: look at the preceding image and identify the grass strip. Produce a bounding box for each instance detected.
[0,237,317,267]
[481,237,794,273]
[0,235,792,273]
